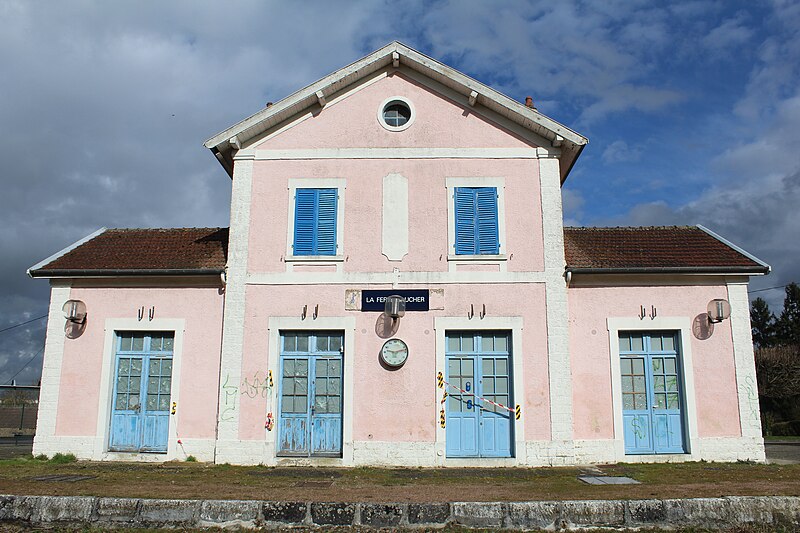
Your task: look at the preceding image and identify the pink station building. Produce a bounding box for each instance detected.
[28,43,769,466]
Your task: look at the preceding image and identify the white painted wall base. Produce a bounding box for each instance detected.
[573,436,766,464]
[31,436,218,463]
[353,441,436,467]
[695,436,766,463]
[31,436,96,460]
[213,439,269,465]
[524,440,579,467]
[32,434,765,465]
[171,438,218,463]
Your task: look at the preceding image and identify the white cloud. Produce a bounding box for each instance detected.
[601,113,800,306]
[702,13,754,52]
[411,1,688,123]
[0,0,797,382]
[602,140,644,164]
[562,188,586,223]
[586,1,800,309]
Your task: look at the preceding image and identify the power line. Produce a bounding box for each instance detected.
[748,284,791,294]
[3,342,45,385]
[0,314,48,335]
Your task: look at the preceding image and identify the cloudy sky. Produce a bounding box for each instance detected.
[1,0,798,384]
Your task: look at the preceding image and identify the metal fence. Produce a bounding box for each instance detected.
[0,385,39,437]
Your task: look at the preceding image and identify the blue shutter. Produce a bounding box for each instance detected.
[293,189,317,256]
[454,187,499,255]
[454,188,476,255]
[475,187,499,254]
[316,188,337,255]
[293,188,337,256]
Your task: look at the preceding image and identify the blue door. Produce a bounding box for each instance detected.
[445,332,513,458]
[620,331,686,454]
[110,332,173,453]
[278,332,343,457]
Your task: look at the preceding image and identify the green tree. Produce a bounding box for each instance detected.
[751,297,776,348]
[776,282,800,346]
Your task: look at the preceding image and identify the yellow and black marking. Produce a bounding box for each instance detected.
[441,391,448,403]
[437,372,444,388]
[268,369,274,388]
[515,404,521,420]
[439,408,446,428]
[171,402,177,415]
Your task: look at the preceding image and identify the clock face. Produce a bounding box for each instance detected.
[380,338,409,368]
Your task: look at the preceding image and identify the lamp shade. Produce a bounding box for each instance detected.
[707,299,731,323]
[385,295,406,319]
[62,299,87,324]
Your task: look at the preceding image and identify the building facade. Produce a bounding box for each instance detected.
[28,42,769,466]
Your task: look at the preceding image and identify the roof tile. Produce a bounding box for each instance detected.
[31,228,227,275]
[564,226,767,272]
[30,226,767,277]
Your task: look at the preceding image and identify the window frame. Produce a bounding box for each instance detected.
[96,318,185,461]
[444,330,514,458]
[445,177,507,264]
[434,316,525,466]
[277,331,345,458]
[377,96,415,132]
[286,178,346,263]
[607,316,699,461]
[267,316,356,466]
[110,331,175,453]
[618,331,686,455]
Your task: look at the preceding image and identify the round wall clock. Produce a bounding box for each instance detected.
[380,338,409,368]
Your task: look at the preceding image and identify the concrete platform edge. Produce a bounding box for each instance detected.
[0,494,798,530]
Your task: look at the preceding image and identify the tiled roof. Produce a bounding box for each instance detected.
[564,226,769,273]
[29,225,768,277]
[29,228,228,277]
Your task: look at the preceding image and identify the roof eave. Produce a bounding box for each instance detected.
[27,227,108,278]
[204,41,588,179]
[565,266,770,276]
[696,224,771,273]
[28,268,225,279]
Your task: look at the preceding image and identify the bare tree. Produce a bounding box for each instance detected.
[756,344,800,399]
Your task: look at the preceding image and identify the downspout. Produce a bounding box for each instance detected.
[212,266,228,463]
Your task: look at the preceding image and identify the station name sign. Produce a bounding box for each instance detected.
[361,289,430,312]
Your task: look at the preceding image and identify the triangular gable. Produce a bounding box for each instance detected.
[251,71,542,152]
[204,41,588,182]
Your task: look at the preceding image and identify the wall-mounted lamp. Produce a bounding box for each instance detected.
[707,299,731,324]
[384,294,406,324]
[63,300,86,324]
[62,299,87,339]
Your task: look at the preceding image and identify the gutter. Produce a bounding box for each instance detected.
[26,227,108,278]
[28,269,225,279]
[565,266,770,275]
[696,224,771,273]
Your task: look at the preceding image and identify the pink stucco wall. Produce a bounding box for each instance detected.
[237,73,552,445]
[568,283,741,440]
[246,72,544,275]
[254,71,537,150]
[55,283,224,440]
[237,283,550,442]
[248,158,543,274]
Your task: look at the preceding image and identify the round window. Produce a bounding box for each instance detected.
[378,97,415,131]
